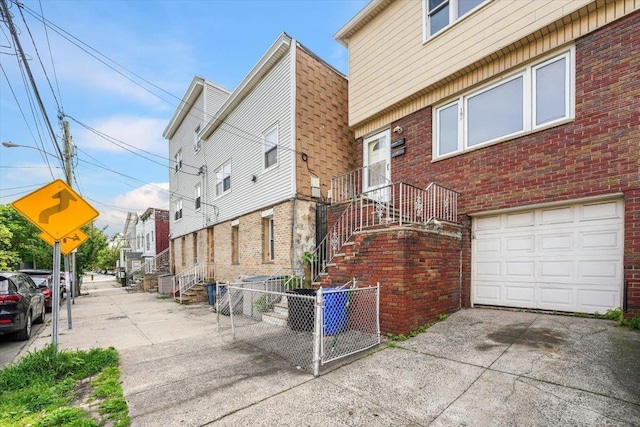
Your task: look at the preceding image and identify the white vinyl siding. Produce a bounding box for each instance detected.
[204,81,231,121]
[434,49,574,159]
[202,50,294,224]
[169,90,206,237]
[472,199,624,314]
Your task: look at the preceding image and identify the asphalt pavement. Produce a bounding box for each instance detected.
[13,274,640,426]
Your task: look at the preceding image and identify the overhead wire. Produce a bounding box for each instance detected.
[38,0,62,107]
[0,62,56,179]
[0,0,64,163]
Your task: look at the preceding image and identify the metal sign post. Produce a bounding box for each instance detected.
[52,241,61,351]
[64,254,72,329]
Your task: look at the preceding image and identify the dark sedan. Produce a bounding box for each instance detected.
[0,272,46,341]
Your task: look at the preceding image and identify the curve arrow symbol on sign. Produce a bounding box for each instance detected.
[38,189,78,224]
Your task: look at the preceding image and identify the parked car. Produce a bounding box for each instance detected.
[19,269,66,308]
[0,272,46,341]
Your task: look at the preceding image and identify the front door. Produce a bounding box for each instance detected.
[363,129,391,199]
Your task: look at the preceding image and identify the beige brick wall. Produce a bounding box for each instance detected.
[295,46,356,201]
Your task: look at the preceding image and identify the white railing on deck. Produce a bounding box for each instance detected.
[330,166,391,204]
[172,262,215,303]
[311,182,459,282]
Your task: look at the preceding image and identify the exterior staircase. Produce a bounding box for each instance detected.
[261,297,290,327]
[310,177,460,283]
[172,262,216,304]
[126,248,170,292]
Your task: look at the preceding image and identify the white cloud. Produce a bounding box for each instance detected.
[75,116,168,156]
[94,182,170,232]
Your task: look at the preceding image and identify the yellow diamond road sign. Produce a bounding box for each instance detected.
[11,179,99,240]
[39,229,89,255]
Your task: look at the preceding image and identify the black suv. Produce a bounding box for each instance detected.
[0,272,46,341]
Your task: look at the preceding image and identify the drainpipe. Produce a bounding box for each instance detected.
[292,197,297,270]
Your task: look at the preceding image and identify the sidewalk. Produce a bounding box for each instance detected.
[20,275,640,426]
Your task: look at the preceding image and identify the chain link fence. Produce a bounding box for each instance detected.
[216,280,380,376]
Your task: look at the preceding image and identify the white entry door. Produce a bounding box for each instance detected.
[363,130,391,200]
[472,199,624,314]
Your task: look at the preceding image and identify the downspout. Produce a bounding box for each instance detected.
[292,197,297,270]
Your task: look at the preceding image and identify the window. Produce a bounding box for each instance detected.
[174,199,183,221]
[146,233,151,251]
[215,161,231,197]
[433,50,574,159]
[264,126,278,169]
[174,150,182,173]
[231,224,239,264]
[194,125,202,152]
[424,0,486,38]
[195,184,201,210]
[261,210,274,262]
[262,217,275,262]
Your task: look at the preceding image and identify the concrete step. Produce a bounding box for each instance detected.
[274,300,289,315]
[262,311,288,327]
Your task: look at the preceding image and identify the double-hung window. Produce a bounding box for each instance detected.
[434,49,574,159]
[424,0,486,38]
[194,125,202,152]
[174,199,183,221]
[264,126,278,169]
[174,150,182,173]
[215,161,231,197]
[195,184,201,210]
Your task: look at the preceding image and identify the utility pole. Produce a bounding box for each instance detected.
[62,120,74,329]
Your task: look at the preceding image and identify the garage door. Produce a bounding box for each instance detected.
[472,199,624,314]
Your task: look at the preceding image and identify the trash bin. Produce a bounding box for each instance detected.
[323,287,349,335]
[287,288,316,331]
[205,283,216,305]
[121,277,127,287]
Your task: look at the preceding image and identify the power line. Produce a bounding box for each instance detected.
[38,0,62,107]
[0,0,63,162]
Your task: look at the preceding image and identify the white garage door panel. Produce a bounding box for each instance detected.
[472,199,624,313]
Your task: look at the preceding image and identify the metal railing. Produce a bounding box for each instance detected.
[330,166,391,204]
[172,262,215,303]
[125,248,171,286]
[220,279,380,376]
[311,182,459,282]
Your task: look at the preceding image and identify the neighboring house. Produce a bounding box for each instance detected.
[120,208,170,280]
[328,0,639,334]
[163,33,354,284]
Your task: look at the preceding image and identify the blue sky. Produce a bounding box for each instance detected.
[0,0,367,234]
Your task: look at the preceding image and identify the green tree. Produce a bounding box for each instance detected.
[95,238,122,271]
[0,223,20,270]
[0,204,52,269]
[75,224,109,274]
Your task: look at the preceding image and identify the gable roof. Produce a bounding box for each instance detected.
[200,33,293,140]
[334,0,393,46]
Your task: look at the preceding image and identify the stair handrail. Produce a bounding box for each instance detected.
[330,165,391,204]
[172,262,215,303]
[310,181,459,282]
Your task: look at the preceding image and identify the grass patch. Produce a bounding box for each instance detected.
[386,313,449,342]
[0,345,129,427]
[594,307,640,330]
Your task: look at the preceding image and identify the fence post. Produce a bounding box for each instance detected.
[376,282,381,339]
[216,282,220,333]
[229,283,236,339]
[313,288,323,377]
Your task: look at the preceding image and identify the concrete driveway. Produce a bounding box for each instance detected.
[15,276,640,426]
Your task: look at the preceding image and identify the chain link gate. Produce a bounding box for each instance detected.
[216,280,380,376]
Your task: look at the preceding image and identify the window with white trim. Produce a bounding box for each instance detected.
[195,184,201,211]
[174,199,183,221]
[262,216,275,262]
[174,150,182,173]
[215,161,231,197]
[264,126,278,169]
[194,125,202,152]
[433,49,574,159]
[424,0,487,39]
